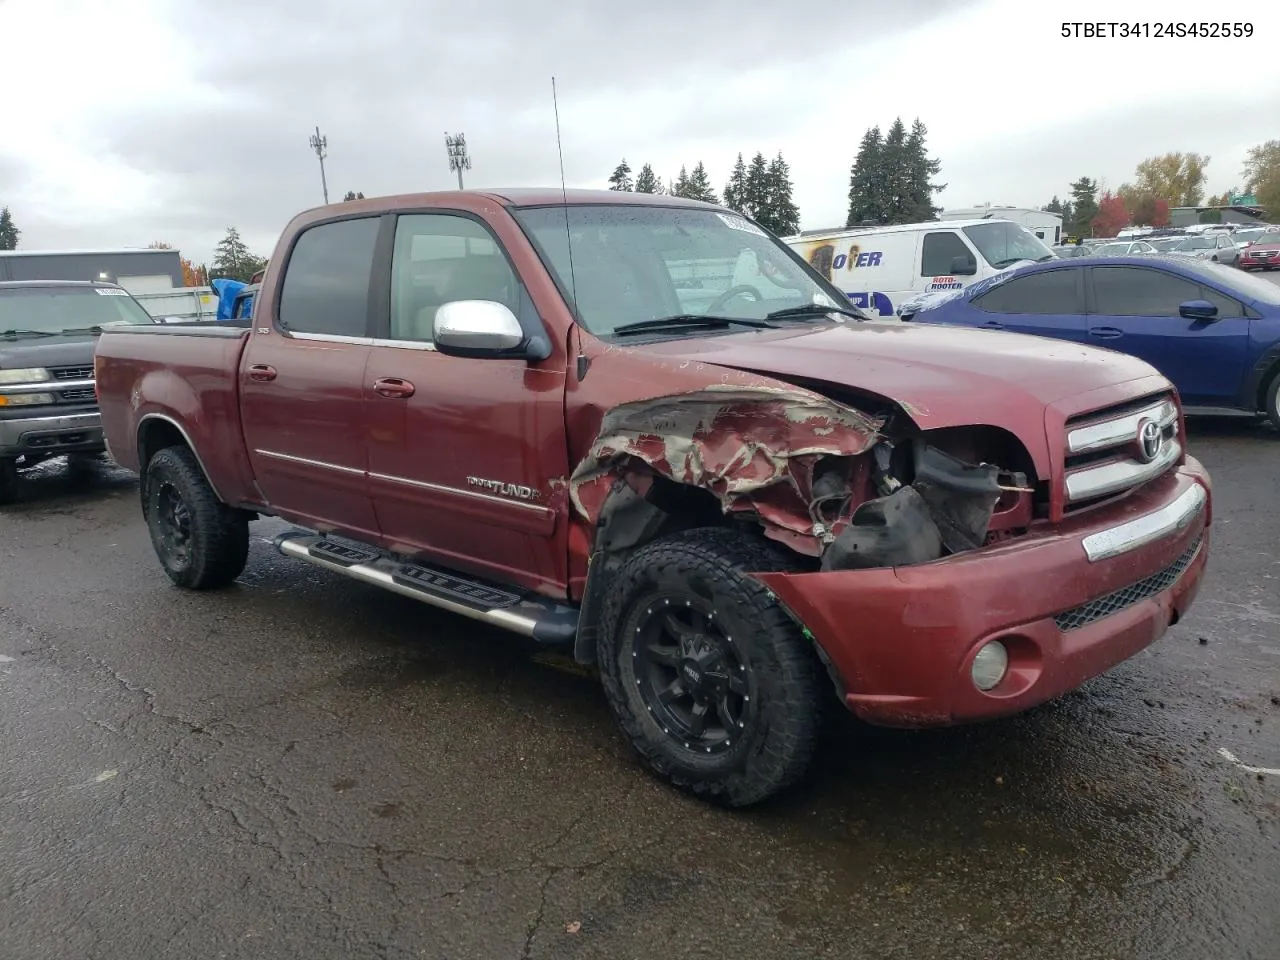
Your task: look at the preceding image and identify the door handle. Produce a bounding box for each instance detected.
[981,320,1004,330]
[374,377,415,399]
[1090,327,1123,339]
[248,364,277,382]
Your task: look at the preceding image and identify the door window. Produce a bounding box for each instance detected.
[390,214,520,343]
[1092,267,1202,317]
[921,232,972,277]
[277,217,380,336]
[973,268,1081,314]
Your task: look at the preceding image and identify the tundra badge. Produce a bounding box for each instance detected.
[467,477,540,501]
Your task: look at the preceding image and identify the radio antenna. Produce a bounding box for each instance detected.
[551,76,580,325]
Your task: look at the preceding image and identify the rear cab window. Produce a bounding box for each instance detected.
[277,217,381,338]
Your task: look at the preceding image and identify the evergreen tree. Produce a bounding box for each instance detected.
[342,191,365,201]
[686,162,718,204]
[0,206,19,250]
[743,152,770,220]
[1069,177,1099,237]
[878,118,910,223]
[608,158,634,192]
[901,118,944,221]
[759,152,800,235]
[671,165,692,198]
[211,227,263,282]
[634,163,661,194]
[845,126,884,227]
[723,153,748,213]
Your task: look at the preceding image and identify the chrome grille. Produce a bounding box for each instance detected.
[52,365,94,380]
[1054,533,1202,631]
[59,387,96,402]
[1063,394,1179,507]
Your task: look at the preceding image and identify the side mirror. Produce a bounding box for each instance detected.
[1178,299,1218,321]
[949,255,978,276]
[433,300,538,359]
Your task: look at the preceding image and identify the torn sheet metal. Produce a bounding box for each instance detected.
[570,385,883,555]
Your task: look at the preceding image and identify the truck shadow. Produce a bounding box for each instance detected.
[1,455,138,512]
[1185,414,1278,441]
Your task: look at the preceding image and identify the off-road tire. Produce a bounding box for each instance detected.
[0,458,18,506]
[1266,370,1280,432]
[597,527,825,807]
[142,446,249,589]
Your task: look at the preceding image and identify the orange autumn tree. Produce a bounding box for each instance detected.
[149,241,206,287]
[1091,191,1129,238]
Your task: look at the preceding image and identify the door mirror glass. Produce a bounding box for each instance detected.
[433,300,528,357]
[949,255,978,276]
[1178,299,1218,321]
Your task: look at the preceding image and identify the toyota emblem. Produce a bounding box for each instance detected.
[1137,418,1163,463]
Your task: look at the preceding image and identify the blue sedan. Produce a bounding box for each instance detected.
[905,254,1280,428]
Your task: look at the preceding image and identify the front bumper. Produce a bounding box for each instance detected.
[0,410,104,458]
[753,458,1211,728]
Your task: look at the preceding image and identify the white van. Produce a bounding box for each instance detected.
[782,219,1056,318]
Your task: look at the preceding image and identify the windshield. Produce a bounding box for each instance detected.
[0,286,154,334]
[1148,238,1183,251]
[1180,259,1280,305]
[1234,229,1265,244]
[510,205,849,337]
[1173,236,1215,251]
[961,221,1055,267]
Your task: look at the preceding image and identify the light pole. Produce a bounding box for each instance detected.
[445,132,471,189]
[309,126,330,204]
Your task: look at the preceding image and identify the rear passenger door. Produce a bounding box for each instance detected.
[240,215,384,540]
[967,266,1087,342]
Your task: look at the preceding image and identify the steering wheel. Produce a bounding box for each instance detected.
[706,284,764,314]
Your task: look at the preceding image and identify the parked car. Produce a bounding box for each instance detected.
[1164,233,1240,266]
[905,254,1280,426]
[1095,240,1158,257]
[94,189,1212,806]
[1050,244,1091,258]
[1239,238,1280,271]
[0,279,156,504]
[1232,228,1269,251]
[783,218,1056,317]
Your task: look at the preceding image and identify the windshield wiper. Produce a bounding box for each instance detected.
[0,328,58,339]
[1035,254,1056,262]
[764,303,870,322]
[990,258,1025,268]
[59,325,112,335]
[612,314,778,337]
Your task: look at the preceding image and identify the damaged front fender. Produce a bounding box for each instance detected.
[569,384,884,556]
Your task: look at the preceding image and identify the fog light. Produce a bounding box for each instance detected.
[971,641,1009,691]
[0,392,55,406]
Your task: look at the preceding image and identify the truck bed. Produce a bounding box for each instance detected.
[94,324,259,505]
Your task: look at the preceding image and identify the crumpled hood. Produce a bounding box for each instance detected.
[632,320,1163,430]
[0,335,99,371]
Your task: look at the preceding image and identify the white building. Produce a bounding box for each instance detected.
[938,204,1063,245]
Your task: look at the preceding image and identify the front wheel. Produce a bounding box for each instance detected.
[142,446,249,589]
[1266,372,1280,432]
[597,528,825,807]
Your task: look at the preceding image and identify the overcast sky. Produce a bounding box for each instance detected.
[2,0,1277,264]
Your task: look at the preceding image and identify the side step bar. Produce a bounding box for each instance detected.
[274,531,578,646]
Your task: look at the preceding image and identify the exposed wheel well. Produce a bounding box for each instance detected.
[1257,362,1280,412]
[137,417,188,471]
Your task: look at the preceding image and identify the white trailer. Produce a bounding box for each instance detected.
[938,205,1063,245]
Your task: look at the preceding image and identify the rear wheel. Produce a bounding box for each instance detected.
[142,446,249,589]
[0,458,18,506]
[597,527,825,807]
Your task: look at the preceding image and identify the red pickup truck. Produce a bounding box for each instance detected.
[95,189,1212,806]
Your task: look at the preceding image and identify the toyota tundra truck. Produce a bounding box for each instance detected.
[93,189,1212,806]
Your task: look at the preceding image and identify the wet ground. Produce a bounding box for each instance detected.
[1,420,1277,960]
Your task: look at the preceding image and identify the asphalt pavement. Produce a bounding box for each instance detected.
[3,403,1279,958]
